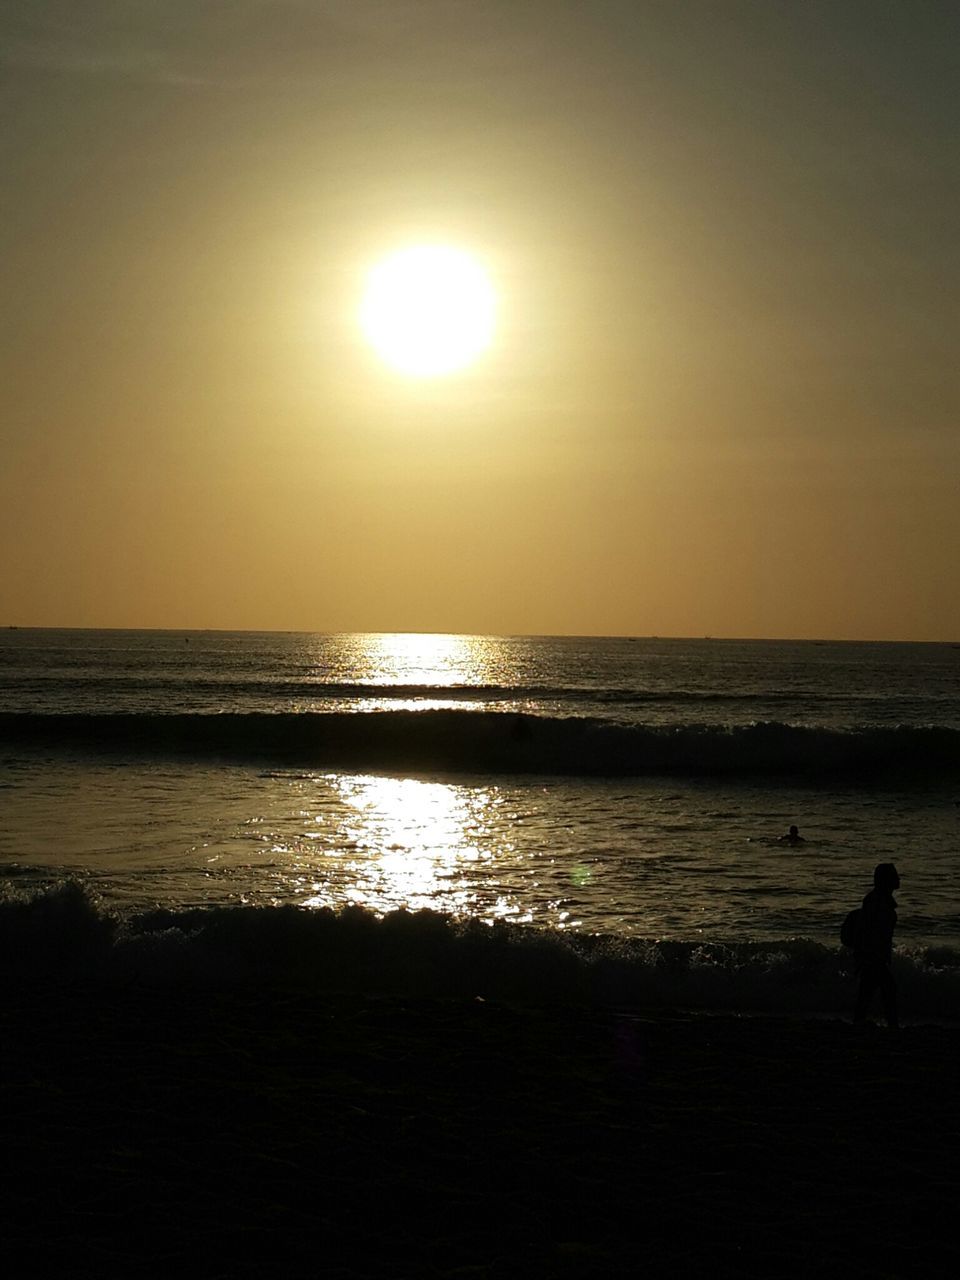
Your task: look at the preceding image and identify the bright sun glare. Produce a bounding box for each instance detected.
[360,245,496,376]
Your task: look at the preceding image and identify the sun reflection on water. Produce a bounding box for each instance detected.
[335,633,500,688]
[298,774,530,923]
[267,635,540,921]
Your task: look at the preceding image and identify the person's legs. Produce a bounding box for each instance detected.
[878,966,899,1029]
[854,963,879,1023]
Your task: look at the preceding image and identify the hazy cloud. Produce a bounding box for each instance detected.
[0,1,510,88]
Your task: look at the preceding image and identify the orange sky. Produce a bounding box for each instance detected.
[2,2,957,640]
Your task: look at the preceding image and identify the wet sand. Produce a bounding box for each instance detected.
[3,983,958,1278]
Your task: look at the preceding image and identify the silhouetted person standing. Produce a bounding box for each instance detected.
[853,863,900,1029]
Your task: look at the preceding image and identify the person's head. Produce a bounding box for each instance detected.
[874,862,900,892]
[789,825,799,838]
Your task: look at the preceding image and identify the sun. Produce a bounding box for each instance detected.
[360,245,496,376]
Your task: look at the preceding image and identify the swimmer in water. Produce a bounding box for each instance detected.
[778,824,805,845]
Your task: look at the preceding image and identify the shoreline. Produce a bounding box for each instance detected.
[4,981,957,1277]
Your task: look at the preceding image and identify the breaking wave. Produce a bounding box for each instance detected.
[2,710,959,782]
[3,883,958,1022]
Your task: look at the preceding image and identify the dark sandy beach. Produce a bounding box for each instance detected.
[3,981,958,1279]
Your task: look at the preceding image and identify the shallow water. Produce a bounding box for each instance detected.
[3,751,957,952]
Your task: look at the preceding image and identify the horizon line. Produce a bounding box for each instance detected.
[3,625,958,646]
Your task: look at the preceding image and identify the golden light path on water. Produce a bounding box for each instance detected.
[246,634,585,926]
[297,775,538,924]
[352,632,498,686]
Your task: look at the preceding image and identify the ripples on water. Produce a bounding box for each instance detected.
[2,754,957,949]
[4,629,960,727]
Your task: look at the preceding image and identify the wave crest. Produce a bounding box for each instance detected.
[2,710,959,781]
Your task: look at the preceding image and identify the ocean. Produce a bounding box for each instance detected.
[2,629,959,1019]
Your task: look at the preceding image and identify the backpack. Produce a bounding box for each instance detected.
[840,908,863,948]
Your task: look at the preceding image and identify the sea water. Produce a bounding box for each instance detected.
[2,630,959,1017]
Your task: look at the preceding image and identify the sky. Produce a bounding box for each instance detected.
[1,0,957,640]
